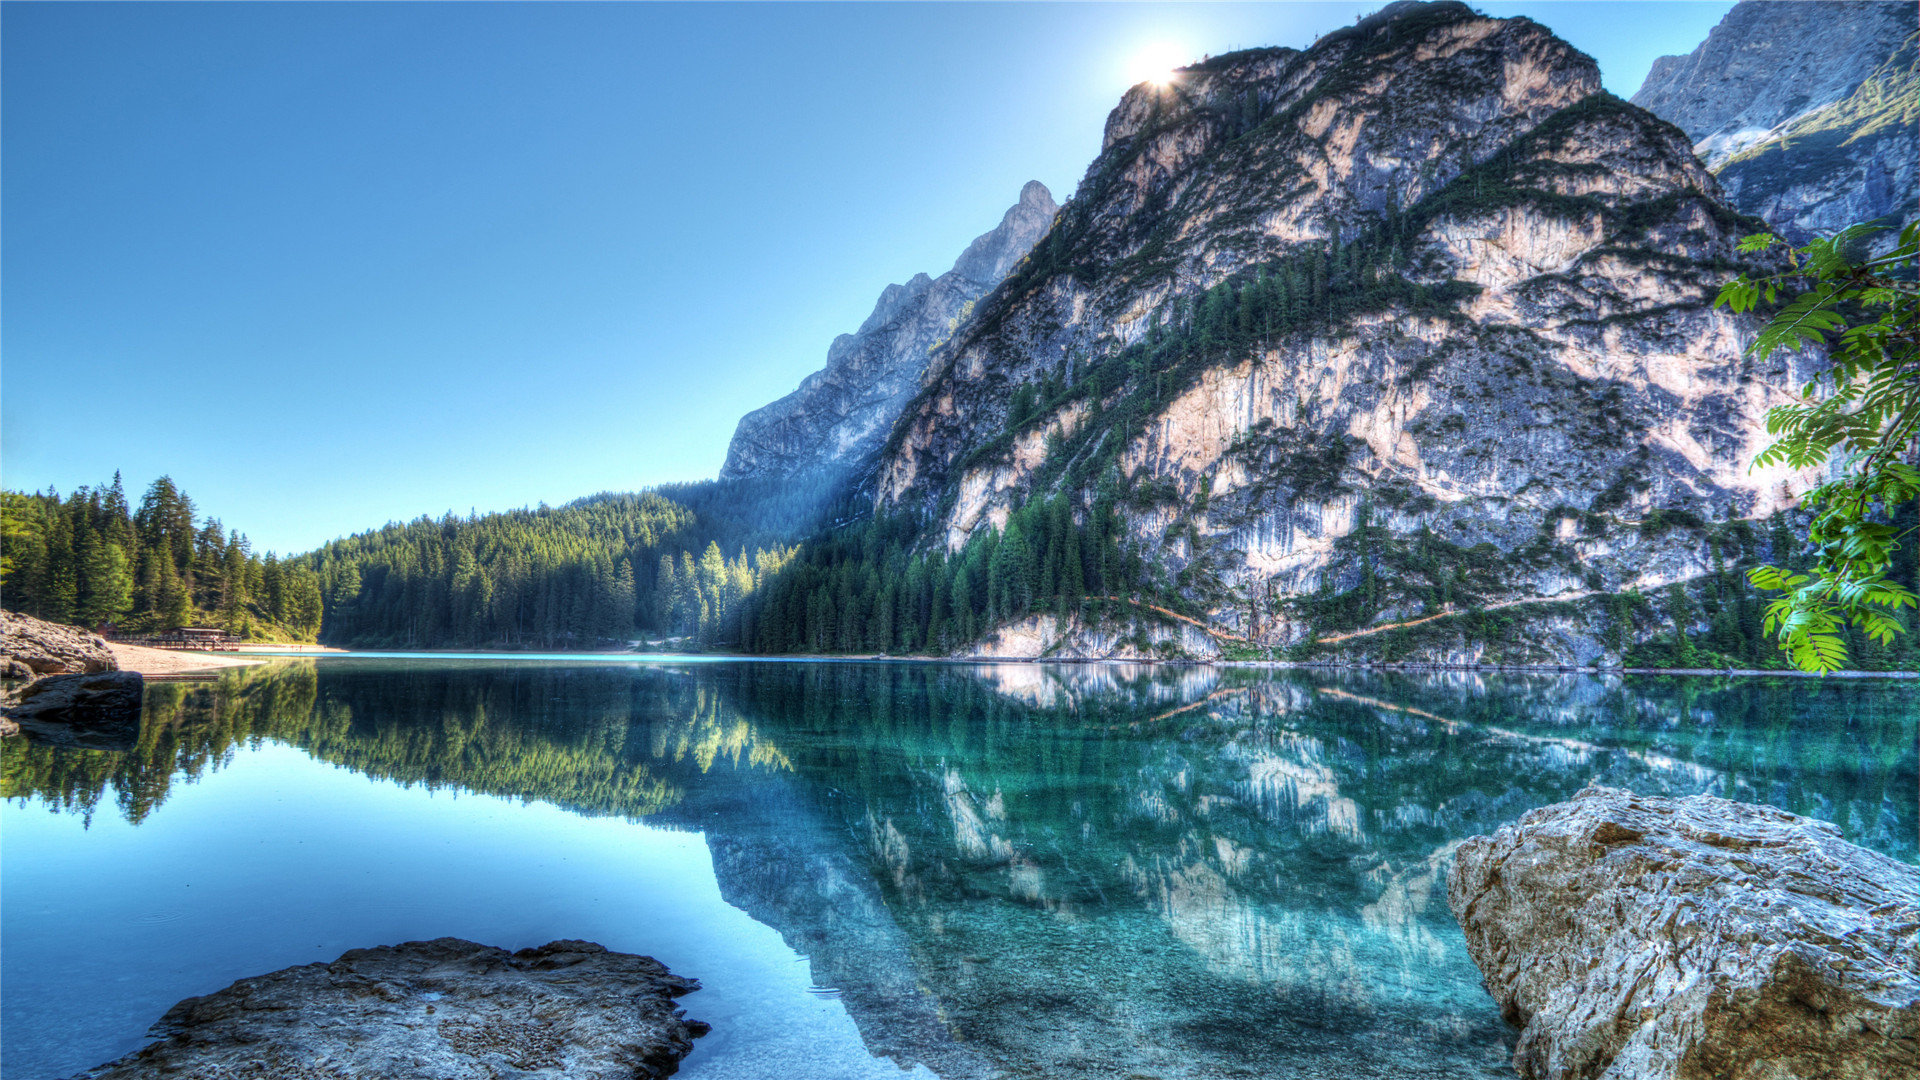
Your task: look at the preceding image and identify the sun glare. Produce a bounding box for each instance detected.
[1127,41,1189,88]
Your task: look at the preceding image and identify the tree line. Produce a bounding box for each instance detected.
[2,474,321,639]
[739,492,1158,654]
[301,491,802,650]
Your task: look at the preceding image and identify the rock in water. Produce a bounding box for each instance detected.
[73,938,709,1080]
[1447,785,1918,1080]
[0,609,118,676]
[4,670,144,748]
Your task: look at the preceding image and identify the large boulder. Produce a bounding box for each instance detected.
[1448,785,1918,1080]
[73,938,708,1079]
[3,670,144,748]
[0,610,118,676]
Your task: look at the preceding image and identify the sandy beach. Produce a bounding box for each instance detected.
[108,642,267,676]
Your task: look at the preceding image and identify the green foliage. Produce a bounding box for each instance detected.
[2,474,319,641]
[1717,221,1920,671]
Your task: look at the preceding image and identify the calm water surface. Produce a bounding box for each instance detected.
[3,659,1914,1079]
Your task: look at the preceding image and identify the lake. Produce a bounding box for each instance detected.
[3,659,1914,1079]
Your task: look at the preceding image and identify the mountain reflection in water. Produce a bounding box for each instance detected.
[4,660,1913,1079]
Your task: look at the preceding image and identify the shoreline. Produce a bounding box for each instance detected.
[278,645,1918,679]
[229,642,350,655]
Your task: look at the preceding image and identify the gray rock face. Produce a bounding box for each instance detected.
[1632,0,1916,243]
[3,670,144,748]
[1447,785,1918,1080]
[874,1,1821,663]
[721,180,1057,484]
[73,938,708,1080]
[0,609,118,676]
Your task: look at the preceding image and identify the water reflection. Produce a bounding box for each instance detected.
[3,661,1913,1079]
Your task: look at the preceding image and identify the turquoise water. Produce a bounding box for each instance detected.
[3,660,1914,1079]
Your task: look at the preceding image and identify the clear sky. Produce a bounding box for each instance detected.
[2,1,1734,555]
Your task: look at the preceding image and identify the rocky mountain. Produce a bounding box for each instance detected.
[1631,0,1916,244]
[720,181,1058,484]
[870,0,1827,664]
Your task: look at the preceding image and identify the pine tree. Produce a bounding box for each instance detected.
[78,542,134,626]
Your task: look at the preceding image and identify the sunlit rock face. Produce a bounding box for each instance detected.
[720,181,1058,484]
[874,1,1823,663]
[1631,0,1917,245]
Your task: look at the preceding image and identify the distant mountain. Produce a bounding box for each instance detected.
[1631,0,1916,244]
[720,182,1058,484]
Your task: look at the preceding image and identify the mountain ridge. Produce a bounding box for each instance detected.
[1631,0,1917,244]
[719,182,1058,486]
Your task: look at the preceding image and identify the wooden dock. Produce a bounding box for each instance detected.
[105,628,243,652]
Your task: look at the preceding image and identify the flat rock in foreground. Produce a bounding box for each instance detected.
[1448,785,1918,1080]
[74,938,709,1080]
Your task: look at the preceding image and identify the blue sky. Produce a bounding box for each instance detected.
[2,1,1734,554]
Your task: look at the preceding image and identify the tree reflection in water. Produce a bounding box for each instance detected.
[5,660,1912,1078]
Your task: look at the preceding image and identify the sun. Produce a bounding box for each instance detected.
[1127,41,1190,89]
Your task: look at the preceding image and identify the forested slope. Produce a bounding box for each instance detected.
[300,476,839,649]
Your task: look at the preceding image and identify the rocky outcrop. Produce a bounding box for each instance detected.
[3,670,144,748]
[1447,785,1919,1080]
[873,1,1818,663]
[1631,0,1916,244]
[73,938,708,1080]
[721,181,1057,484]
[1,609,118,678]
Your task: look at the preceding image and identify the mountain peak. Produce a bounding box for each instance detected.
[870,2,1812,666]
[1629,0,1915,245]
[719,182,1058,483]
[1631,0,1913,165]
[950,182,1058,284]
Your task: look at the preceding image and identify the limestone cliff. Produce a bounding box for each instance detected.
[721,182,1058,484]
[1631,0,1917,244]
[874,1,1824,664]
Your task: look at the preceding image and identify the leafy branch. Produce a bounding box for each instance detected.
[1716,220,1919,672]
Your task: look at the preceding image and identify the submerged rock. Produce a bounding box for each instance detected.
[73,938,708,1080]
[1448,785,1918,1080]
[4,670,144,748]
[0,609,118,676]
